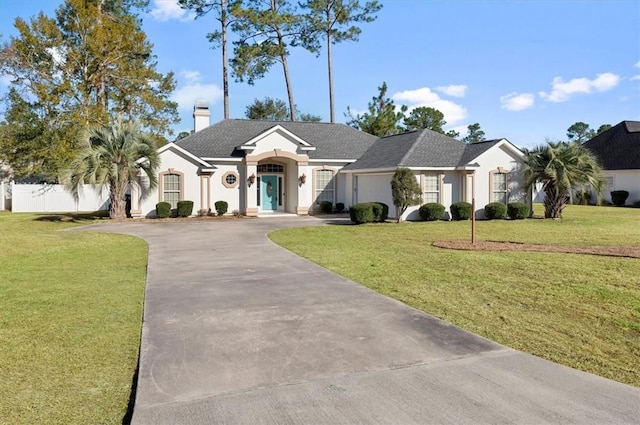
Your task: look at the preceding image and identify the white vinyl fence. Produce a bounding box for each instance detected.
[0,182,6,211]
[8,183,109,213]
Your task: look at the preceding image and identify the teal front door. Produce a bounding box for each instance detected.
[261,175,278,211]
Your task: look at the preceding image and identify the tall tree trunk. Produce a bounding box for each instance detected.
[221,0,229,119]
[327,30,334,123]
[271,0,296,121]
[109,176,128,220]
[544,186,566,219]
[280,52,296,121]
[326,3,335,123]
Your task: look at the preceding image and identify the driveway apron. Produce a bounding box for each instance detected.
[85,217,640,424]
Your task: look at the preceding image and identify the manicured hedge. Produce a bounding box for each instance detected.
[419,203,445,221]
[349,202,388,224]
[484,202,507,220]
[335,202,345,213]
[371,202,389,222]
[507,202,529,220]
[156,202,171,218]
[450,202,472,220]
[611,190,629,206]
[215,200,228,216]
[319,200,333,214]
[176,200,194,217]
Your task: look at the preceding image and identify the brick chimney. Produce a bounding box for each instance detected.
[193,100,210,133]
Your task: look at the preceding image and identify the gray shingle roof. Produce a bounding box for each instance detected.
[343,129,502,170]
[174,119,378,160]
[583,121,640,170]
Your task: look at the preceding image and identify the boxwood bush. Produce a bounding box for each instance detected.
[215,200,228,216]
[349,202,388,224]
[319,200,333,214]
[484,202,507,220]
[419,203,445,221]
[156,202,171,218]
[177,200,194,217]
[450,202,472,220]
[350,203,375,224]
[372,202,389,222]
[335,202,345,213]
[611,190,629,206]
[507,202,529,220]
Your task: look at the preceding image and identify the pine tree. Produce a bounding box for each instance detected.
[346,82,406,137]
[299,0,382,122]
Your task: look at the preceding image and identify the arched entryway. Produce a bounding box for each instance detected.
[244,149,309,216]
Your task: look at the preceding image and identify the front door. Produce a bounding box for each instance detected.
[261,175,278,211]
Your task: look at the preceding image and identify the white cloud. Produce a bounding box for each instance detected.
[446,124,468,138]
[172,70,223,111]
[631,75,640,81]
[500,92,535,111]
[391,87,468,124]
[435,84,468,98]
[149,0,195,22]
[635,60,640,68]
[539,72,620,102]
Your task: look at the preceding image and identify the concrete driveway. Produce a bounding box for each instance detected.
[85,217,639,424]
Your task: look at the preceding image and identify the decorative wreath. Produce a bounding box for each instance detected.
[266,181,273,197]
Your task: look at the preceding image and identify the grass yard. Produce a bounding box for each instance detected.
[0,212,148,425]
[270,204,640,387]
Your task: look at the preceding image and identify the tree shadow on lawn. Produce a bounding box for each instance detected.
[32,211,110,223]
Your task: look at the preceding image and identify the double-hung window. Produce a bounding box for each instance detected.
[162,173,181,208]
[492,172,508,203]
[315,169,335,205]
[424,173,440,203]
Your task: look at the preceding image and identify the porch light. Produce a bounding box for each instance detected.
[248,173,256,186]
[299,173,306,185]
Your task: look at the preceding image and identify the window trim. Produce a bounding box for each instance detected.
[221,171,239,188]
[489,167,509,204]
[423,172,442,204]
[158,169,184,208]
[313,166,337,207]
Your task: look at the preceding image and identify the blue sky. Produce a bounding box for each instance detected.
[1,0,639,148]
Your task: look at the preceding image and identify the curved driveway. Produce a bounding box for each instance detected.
[86,217,639,424]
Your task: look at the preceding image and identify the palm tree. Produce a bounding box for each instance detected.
[524,141,603,219]
[65,119,160,220]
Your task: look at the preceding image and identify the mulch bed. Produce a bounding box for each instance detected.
[433,240,640,259]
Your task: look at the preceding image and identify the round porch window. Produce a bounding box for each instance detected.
[222,171,239,188]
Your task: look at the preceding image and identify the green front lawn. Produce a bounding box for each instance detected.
[270,205,640,387]
[0,212,147,424]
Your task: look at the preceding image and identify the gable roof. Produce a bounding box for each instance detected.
[174,119,378,160]
[342,129,508,171]
[583,121,640,170]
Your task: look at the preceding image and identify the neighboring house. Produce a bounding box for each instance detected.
[583,121,640,204]
[130,104,528,220]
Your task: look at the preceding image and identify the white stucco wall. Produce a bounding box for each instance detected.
[247,129,302,156]
[140,147,204,217]
[602,170,640,204]
[210,163,242,214]
[470,144,526,218]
